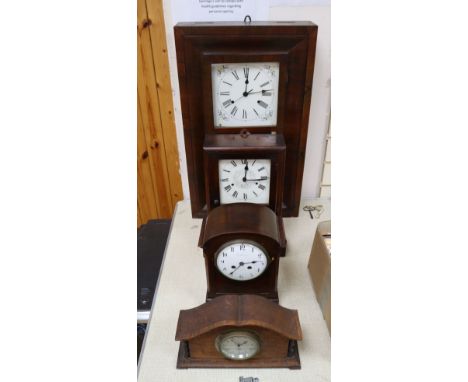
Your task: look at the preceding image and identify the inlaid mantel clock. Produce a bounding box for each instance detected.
[174,21,318,218]
[176,295,302,369]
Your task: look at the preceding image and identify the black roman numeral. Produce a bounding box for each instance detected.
[230,106,238,116]
[258,184,266,190]
[258,166,265,171]
[243,67,249,78]
[224,185,232,192]
[243,193,247,200]
[251,160,256,166]
[232,191,238,198]
[253,108,259,116]
[257,100,268,109]
[221,178,229,182]
[232,71,239,80]
[260,81,269,87]
[262,91,272,96]
[242,109,247,119]
[253,191,258,197]
[223,169,231,173]
[220,91,230,96]
[230,160,237,167]
[223,99,233,107]
[254,71,260,81]
[223,81,232,86]
[241,159,248,165]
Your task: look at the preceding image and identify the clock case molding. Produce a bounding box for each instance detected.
[199,203,287,302]
[203,133,286,215]
[175,294,302,369]
[174,21,318,218]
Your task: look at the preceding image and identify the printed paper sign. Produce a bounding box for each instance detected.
[171,0,270,23]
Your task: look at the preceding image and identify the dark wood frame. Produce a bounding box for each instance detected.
[174,21,318,218]
[175,295,302,369]
[203,133,286,215]
[199,204,287,301]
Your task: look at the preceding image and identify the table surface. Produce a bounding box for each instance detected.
[137,199,331,382]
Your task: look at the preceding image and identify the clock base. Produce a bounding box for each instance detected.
[176,340,301,369]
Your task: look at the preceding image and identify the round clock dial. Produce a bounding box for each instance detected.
[212,62,280,127]
[215,240,269,281]
[215,331,261,360]
[218,159,271,205]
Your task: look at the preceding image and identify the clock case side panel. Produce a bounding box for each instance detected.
[174,23,318,218]
[174,26,207,218]
[203,134,286,215]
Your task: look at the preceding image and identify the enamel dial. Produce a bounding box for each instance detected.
[215,240,270,281]
[218,159,271,205]
[212,62,280,127]
[215,331,261,360]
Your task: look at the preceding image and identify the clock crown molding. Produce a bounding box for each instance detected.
[199,203,286,250]
[175,294,302,341]
[174,21,317,29]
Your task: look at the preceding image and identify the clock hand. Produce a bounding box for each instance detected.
[245,177,269,181]
[229,260,259,275]
[229,262,244,275]
[232,89,254,104]
[242,161,249,182]
[248,89,273,95]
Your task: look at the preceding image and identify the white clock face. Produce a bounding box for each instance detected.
[219,159,271,205]
[215,331,260,360]
[216,241,269,281]
[212,62,280,127]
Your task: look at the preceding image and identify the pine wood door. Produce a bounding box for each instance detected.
[137,0,182,226]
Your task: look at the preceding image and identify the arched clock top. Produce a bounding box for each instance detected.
[199,203,286,249]
[175,294,302,342]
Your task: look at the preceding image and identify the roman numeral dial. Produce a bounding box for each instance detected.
[212,62,280,127]
[218,159,271,205]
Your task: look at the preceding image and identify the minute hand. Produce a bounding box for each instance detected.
[248,89,273,95]
[245,177,269,181]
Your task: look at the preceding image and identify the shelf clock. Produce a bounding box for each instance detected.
[203,133,286,215]
[198,203,286,302]
[174,21,318,218]
[175,294,303,369]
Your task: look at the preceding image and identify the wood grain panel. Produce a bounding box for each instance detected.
[145,0,183,206]
[137,93,159,221]
[137,0,182,223]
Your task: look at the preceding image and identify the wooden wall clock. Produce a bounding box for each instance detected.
[203,132,286,215]
[175,294,302,369]
[174,21,318,218]
[198,203,286,302]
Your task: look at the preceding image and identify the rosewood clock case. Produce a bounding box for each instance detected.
[174,21,318,218]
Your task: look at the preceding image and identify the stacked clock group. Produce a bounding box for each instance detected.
[173,21,318,369]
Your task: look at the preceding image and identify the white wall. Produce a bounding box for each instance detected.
[162,1,331,200]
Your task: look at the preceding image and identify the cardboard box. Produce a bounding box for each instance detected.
[308,220,331,334]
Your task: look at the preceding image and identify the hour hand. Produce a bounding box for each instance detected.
[245,177,269,181]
